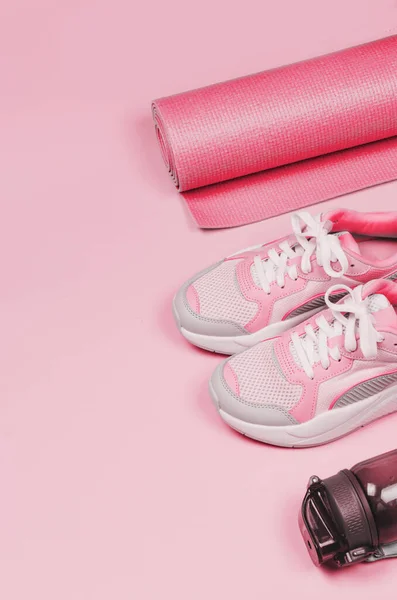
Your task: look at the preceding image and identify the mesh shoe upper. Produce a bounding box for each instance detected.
[213,279,397,426]
[176,210,397,340]
[228,340,302,409]
[192,259,257,325]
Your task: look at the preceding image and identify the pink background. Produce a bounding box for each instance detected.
[1,1,397,598]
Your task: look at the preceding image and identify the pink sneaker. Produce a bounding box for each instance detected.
[209,279,397,447]
[173,210,397,354]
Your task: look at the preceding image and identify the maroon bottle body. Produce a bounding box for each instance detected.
[352,449,397,545]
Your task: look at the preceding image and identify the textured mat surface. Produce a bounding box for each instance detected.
[153,35,397,228]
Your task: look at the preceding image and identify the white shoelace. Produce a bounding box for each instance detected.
[253,211,349,294]
[290,284,385,379]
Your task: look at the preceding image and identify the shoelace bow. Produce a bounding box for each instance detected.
[253,211,349,294]
[290,284,384,379]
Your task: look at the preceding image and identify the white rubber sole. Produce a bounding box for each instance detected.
[173,298,324,355]
[210,380,397,447]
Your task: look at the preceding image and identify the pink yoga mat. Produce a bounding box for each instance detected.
[152,35,397,228]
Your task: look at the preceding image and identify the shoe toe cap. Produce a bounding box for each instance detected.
[210,357,298,427]
[173,262,248,338]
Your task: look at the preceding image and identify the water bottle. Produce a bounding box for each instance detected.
[299,449,397,567]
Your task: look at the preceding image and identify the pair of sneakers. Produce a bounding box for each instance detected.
[173,209,397,447]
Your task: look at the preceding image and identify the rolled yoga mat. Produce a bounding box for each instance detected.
[152,35,397,229]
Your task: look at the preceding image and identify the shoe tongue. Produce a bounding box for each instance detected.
[335,231,361,255]
[367,293,390,313]
[368,293,397,330]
